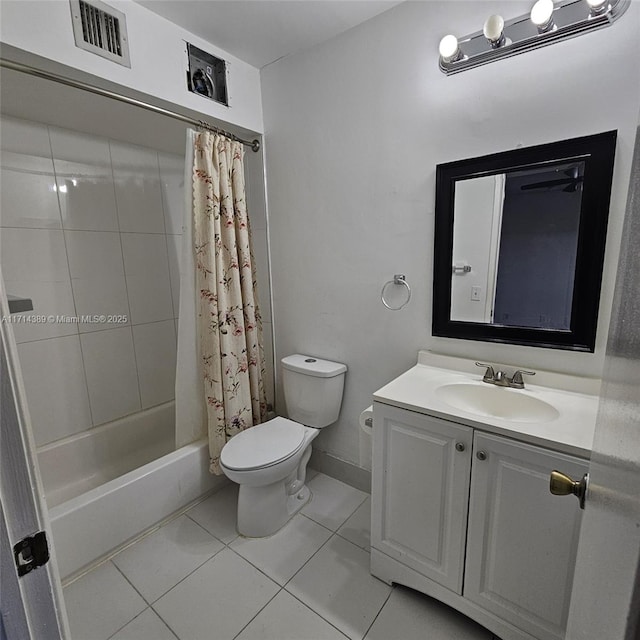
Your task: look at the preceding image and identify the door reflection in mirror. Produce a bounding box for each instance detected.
[451,161,585,330]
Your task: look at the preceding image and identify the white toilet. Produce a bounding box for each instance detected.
[220,354,347,537]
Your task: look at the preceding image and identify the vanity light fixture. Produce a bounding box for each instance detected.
[530,0,556,32]
[438,0,630,75]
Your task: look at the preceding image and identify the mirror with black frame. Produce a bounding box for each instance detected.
[432,131,617,352]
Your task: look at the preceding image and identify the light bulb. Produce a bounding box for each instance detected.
[586,0,608,13]
[530,0,555,30]
[483,15,506,48]
[439,34,461,63]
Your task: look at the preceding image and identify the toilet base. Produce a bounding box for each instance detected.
[237,481,311,538]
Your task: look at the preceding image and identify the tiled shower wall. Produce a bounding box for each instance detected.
[0,116,273,450]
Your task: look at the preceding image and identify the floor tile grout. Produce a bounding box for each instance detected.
[105,563,150,640]
[182,509,232,544]
[229,586,283,640]
[145,543,227,606]
[279,531,377,637]
[360,585,394,640]
[149,604,183,640]
[66,474,382,640]
[283,589,353,640]
[105,605,180,640]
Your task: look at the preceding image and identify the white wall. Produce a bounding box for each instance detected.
[0,0,263,134]
[261,1,640,469]
[451,175,501,323]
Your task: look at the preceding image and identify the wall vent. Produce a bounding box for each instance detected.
[70,0,131,67]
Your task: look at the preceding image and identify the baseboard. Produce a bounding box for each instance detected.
[309,449,371,494]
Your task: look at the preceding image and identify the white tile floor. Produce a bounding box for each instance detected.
[63,472,500,640]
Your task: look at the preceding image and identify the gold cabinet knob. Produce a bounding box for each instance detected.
[549,470,589,509]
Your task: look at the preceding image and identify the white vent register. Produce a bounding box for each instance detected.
[70,0,130,67]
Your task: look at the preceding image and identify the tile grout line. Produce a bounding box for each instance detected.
[105,561,160,639]
[283,588,352,640]
[46,124,97,430]
[229,586,283,640]
[278,530,378,640]
[156,150,181,321]
[360,585,394,640]
[14,315,178,346]
[107,140,144,414]
[146,542,227,606]
[225,515,358,640]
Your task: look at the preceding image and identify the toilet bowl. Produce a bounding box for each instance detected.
[220,354,347,537]
[220,417,318,537]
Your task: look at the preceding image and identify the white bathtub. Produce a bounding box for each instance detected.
[37,403,224,579]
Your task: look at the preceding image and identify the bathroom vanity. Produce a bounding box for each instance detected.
[370,353,598,640]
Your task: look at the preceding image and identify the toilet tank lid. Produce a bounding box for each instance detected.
[282,354,347,378]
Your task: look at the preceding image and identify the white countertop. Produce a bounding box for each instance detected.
[373,355,599,458]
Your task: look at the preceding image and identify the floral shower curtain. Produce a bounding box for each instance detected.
[192,131,267,474]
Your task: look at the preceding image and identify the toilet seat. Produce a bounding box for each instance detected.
[220,417,307,471]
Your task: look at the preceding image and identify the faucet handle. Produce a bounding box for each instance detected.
[475,362,495,383]
[510,369,536,388]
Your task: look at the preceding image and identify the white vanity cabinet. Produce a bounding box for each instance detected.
[371,401,588,640]
[370,403,472,593]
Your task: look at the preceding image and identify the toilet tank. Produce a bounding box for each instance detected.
[281,355,347,428]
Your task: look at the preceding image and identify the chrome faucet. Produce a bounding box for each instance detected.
[475,362,536,389]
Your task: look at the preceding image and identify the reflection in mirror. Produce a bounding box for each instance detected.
[451,161,585,330]
[433,131,617,352]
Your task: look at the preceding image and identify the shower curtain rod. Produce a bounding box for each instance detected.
[0,58,261,152]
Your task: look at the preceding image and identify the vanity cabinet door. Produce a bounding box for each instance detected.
[464,432,587,640]
[371,403,472,593]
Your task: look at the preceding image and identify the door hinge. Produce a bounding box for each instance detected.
[13,531,50,577]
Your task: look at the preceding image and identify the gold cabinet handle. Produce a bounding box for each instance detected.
[549,470,589,510]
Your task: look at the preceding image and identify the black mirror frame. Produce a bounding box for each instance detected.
[433,131,617,352]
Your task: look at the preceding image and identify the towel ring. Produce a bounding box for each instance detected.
[381,274,411,311]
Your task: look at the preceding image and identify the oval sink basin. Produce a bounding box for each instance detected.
[435,383,559,423]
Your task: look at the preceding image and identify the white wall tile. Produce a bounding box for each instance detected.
[65,230,125,277]
[132,320,177,409]
[166,233,181,318]
[1,153,62,229]
[1,117,52,156]
[158,152,185,235]
[1,227,69,282]
[17,336,92,446]
[81,327,141,425]
[121,233,173,324]
[2,281,77,344]
[110,142,165,234]
[1,119,61,229]
[49,128,119,231]
[65,230,130,332]
[0,228,77,342]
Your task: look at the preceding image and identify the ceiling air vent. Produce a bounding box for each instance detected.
[70,0,131,67]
